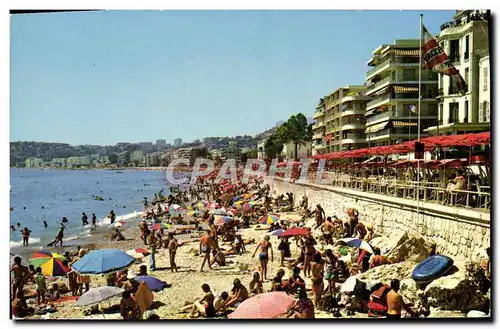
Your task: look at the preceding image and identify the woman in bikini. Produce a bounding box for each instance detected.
[303,233,316,278]
[310,252,325,309]
[323,249,339,296]
[252,235,273,281]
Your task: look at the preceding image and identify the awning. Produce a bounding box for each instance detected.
[394,49,420,57]
[365,121,390,133]
[394,86,418,94]
[373,86,390,96]
[394,85,419,93]
[392,121,418,128]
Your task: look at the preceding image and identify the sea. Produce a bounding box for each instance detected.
[10,168,175,252]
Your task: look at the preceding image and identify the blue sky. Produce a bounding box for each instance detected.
[10,10,455,145]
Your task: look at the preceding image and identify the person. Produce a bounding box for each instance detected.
[91,214,97,228]
[108,210,116,224]
[278,237,291,267]
[120,291,139,320]
[311,252,325,308]
[343,222,351,238]
[210,248,226,267]
[249,272,264,295]
[143,197,148,209]
[300,195,308,211]
[21,227,32,246]
[199,229,215,272]
[27,265,36,283]
[81,212,89,226]
[365,223,374,242]
[315,204,325,228]
[10,225,16,231]
[286,267,306,294]
[11,256,27,300]
[61,217,68,223]
[110,227,125,241]
[138,220,150,245]
[320,217,335,245]
[54,223,65,247]
[349,214,359,238]
[34,267,46,305]
[485,247,491,282]
[271,269,286,292]
[355,222,367,240]
[185,284,216,318]
[252,235,273,281]
[286,288,315,319]
[386,279,416,319]
[369,248,392,269]
[324,249,339,296]
[303,232,316,278]
[122,270,140,293]
[148,232,157,271]
[138,265,148,276]
[226,278,249,307]
[43,221,48,228]
[12,291,34,318]
[168,233,179,272]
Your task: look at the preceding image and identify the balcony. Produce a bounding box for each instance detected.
[341,109,366,117]
[366,93,392,109]
[366,74,438,96]
[313,121,325,129]
[340,123,365,131]
[312,133,324,140]
[313,143,327,149]
[313,110,325,119]
[341,138,366,145]
[366,57,420,79]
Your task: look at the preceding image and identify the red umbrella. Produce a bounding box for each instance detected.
[279,227,310,237]
[228,292,295,319]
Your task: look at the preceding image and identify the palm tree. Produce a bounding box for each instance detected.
[278,113,313,161]
[264,133,284,159]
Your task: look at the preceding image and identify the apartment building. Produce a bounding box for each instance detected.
[365,39,439,146]
[321,86,372,153]
[425,10,490,135]
[312,99,326,156]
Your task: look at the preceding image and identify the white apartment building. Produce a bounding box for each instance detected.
[425,10,490,135]
[365,39,439,146]
[281,142,312,161]
[312,100,326,156]
[324,86,372,153]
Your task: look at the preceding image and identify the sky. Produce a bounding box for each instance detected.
[10,10,456,146]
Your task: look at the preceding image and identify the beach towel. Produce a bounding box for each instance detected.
[135,282,154,313]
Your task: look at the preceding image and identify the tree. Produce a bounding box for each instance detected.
[194,147,210,158]
[245,149,258,159]
[108,153,118,164]
[278,113,313,161]
[264,133,284,159]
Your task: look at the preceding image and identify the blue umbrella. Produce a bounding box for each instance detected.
[71,249,135,275]
[135,276,168,291]
[340,238,374,254]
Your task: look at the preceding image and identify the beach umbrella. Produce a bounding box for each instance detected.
[150,222,172,231]
[232,195,242,202]
[340,238,374,254]
[187,209,201,216]
[260,214,280,225]
[233,201,244,209]
[228,292,295,319]
[226,208,238,216]
[279,227,310,237]
[340,276,358,293]
[126,248,151,259]
[242,202,257,212]
[270,229,284,236]
[135,276,168,292]
[214,215,232,226]
[108,221,125,229]
[210,208,227,215]
[29,250,70,277]
[74,286,124,307]
[209,202,220,209]
[194,202,207,210]
[242,193,252,199]
[71,249,135,275]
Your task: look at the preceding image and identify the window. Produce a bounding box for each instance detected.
[465,67,469,86]
[448,103,459,124]
[464,35,470,60]
[449,39,460,63]
[439,104,444,124]
[483,67,488,91]
[402,68,416,81]
[464,101,469,123]
[482,101,490,122]
[449,76,459,95]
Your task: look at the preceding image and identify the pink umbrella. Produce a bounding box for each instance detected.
[228,292,295,319]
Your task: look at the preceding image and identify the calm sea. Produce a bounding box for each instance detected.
[9,168,170,249]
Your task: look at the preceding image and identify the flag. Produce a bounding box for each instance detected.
[421,25,467,95]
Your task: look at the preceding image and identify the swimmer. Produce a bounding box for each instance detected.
[17,223,21,227]
[10,225,15,231]
[23,207,26,210]
[10,207,13,211]
[43,221,48,228]
[41,206,44,209]
[62,217,69,223]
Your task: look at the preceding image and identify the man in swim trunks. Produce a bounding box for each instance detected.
[168,233,179,272]
[314,204,325,228]
[252,235,273,281]
[81,212,89,226]
[320,217,335,245]
[199,230,215,272]
[355,221,367,240]
[386,279,416,319]
[369,248,391,269]
[11,256,27,301]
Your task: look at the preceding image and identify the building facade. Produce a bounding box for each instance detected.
[312,100,326,156]
[221,141,241,162]
[173,138,183,148]
[281,142,312,161]
[425,10,490,135]
[365,39,439,146]
[156,139,167,151]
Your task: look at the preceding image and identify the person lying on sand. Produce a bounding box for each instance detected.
[180,284,230,318]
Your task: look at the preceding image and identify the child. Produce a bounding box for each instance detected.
[35,267,46,305]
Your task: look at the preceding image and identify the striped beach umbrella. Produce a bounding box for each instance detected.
[126,248,151,259]
[242,202,257,212]
[150,222,172,231]
[260,214,280,225]
[29,250,70,277]
[214,215,232,226]
[228,292,295,319]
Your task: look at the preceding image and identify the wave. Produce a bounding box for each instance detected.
[95,210,144,227]
[10,237,41,248]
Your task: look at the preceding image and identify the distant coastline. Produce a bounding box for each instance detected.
[10,166,193,172]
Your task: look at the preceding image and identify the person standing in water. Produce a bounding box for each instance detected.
[21,227,32,246]
[108,210,116,224]
[54,223,66,247]
[81,212,89,226]
[91,214,97,228]
[43,221,48,228]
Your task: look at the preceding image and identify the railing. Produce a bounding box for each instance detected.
[366,76,391,93]
[366,57,420,77]
[366,112,392,125]
[306,173,490,212]
[367,94,391,108]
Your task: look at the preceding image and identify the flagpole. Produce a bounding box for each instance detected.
[416,14,423,231]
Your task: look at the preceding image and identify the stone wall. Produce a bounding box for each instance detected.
[266,177,490,261]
